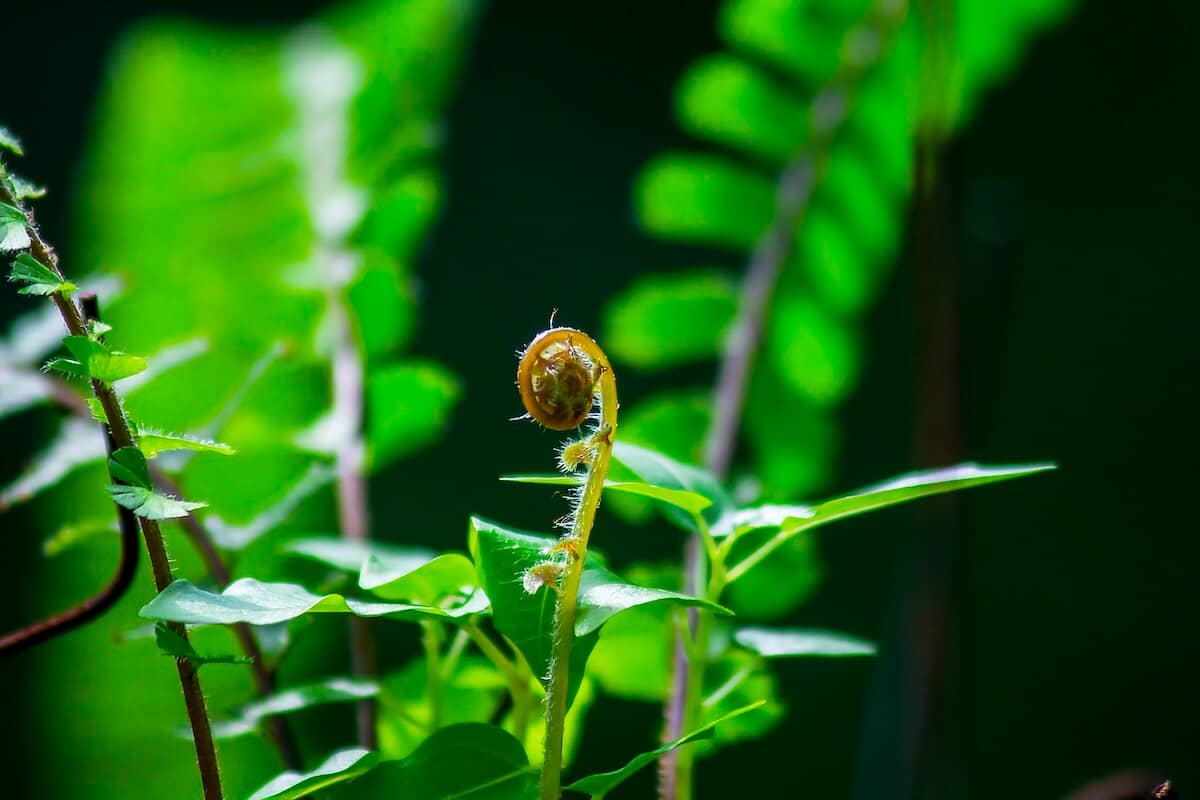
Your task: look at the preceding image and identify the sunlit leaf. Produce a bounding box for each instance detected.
[359,552,478,604]
[611,441,732,531]
[139,577,488,627]
[366,360,460,471]
[50,335,147,385]
[675,54,808,162]
[137,429,235,458]
[248,747,379,800]
[206,677,379,740]
[0,202,31,251]
[500,474,713,515]
[333,723,534,799]
[469,517,725,708]
[636,153,774,250]
[0,126,23,155]
[565,702,764,797]
[107,446,207,520]
[285,536,434,574]
[602,269,738,369]
[9,252,74,295]
[0,417,106,510]
[153,623,250,668]
[734,626,876,657]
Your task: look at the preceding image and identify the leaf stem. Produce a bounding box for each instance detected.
[421,620,444,731]
[538,332,618,800]
[660,3,911,797]
[0,174,224,800]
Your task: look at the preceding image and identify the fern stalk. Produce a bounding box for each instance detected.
[661,2,912,798]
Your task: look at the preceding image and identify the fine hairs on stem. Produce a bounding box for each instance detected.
[0,163,225,800]
[515,326,618,800]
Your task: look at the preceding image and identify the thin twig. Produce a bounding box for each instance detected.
[328,293,378,749]
[0,174,224,800]
[0,422,140,656]
[659,3,911,798]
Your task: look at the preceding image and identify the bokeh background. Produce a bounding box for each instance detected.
[1,1,1197,798]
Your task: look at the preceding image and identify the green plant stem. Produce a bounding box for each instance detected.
[661,4,911,797]
[463,622,536,742]
[0,177,224,800]
[422,620,444,731]
[541,345,618,800]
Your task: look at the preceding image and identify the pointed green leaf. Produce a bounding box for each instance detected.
[139,577,488,627]
[636,153,774,250]
[468,517,726,707]
[565,702,764,797]
[285,537,434,574]
[207,677,379,740]
[154,623,250,667]
[602,269,738,369]
[366,360,460,471]
[108,445,152,487]
[0,126,23,155]
[248,747,379,800]
[359,552,478,604]
[335,723,534,799]
[137,429,235,458]
[611,441,733,531]
[109,484,208,520]
[675,54,809,162]
[0,418,106,510]
[0,202,30,251]
[500,475,713,515]
[9,253,74,295]
[734,627,876,657]
[57,335,147,384]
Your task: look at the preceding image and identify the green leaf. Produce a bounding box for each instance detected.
[734,627,876,657]
[468,517,726,708]
[499,475,713,515]
[333,723,534,799]
[8,173,46,200]
[800,462,1056,533]
[154,623,250,668]
[207,677,379,739]
[611,441,733,531]
[359,552,479,604]
[0,126,23,155]
[0,418,106,510]
[718,0,846,84]
[724,530,822,620]
[635,153,774,250]
[9,252,74,295]
[767,294,860,406]
[139,577,488,627]
[602,269,738,369]
[107,445,208,520]
[698,649,784,751]
[285,537,435,574]
[727,463,1056,582]
[675,54,808,163]
[366,360,460,471]
[109,484,208,520]
[348,252,415,359]
[376,657,508,760]
[0,202,30,252]
[565,702,764,797]
[137,429,235,458]
[248,748,379,800]
[42,519,119,558]
[51,335,147,384]
[207,463,337,550]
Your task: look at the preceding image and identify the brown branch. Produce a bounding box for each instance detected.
[659,3,912,798]
[0,173,224,800]
[0,425,140,656]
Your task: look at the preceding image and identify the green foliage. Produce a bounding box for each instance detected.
[733,626,876,657]
[565,702,764,797]
[469,517,726,706]
[8,252,74,295]
[207,678,380,740]
[107,446,208,520]
[0,126,22,155]
[248,748,379,800]
[46,335,147,384]
[139,577,488,626]
[154,623,251,668]
[0,202,31,251]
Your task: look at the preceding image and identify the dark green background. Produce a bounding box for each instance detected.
[2,1,1196,797]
